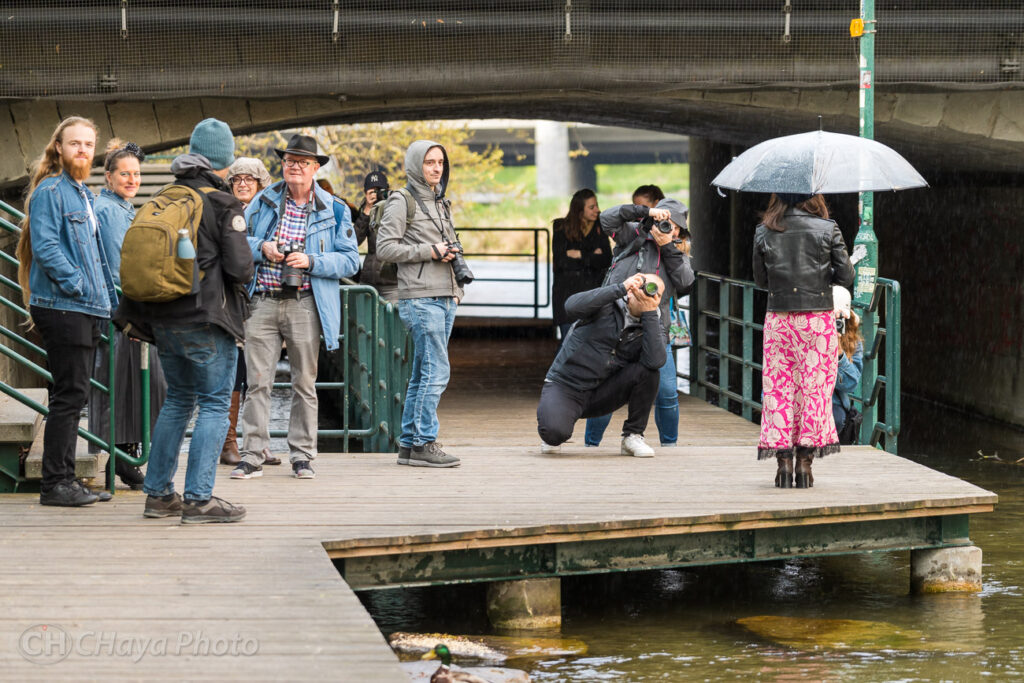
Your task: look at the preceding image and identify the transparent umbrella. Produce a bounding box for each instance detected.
[711,130,928,194]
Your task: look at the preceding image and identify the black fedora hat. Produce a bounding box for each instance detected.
[274,134,330,166]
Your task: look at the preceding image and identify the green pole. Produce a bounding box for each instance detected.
[140,341,151,465]
[853,0,878,444]
[108,322,117,494]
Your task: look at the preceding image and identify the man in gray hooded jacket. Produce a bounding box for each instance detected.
[377,140,464,468]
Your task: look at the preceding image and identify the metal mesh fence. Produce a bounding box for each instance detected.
[1,1,1021,100]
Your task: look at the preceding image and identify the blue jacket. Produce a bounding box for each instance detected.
[27,171,117,317]
[244,181,359,351]
[93,188,135,289]
[832,341,864,430]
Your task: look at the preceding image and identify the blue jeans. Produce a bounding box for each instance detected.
[143,323,237,503]
[398,297,457,447]
[585,343,678,446]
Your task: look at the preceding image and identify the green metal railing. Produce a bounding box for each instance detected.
[686,271,901,453]
[0,196,412,494]
[456,227,551,318]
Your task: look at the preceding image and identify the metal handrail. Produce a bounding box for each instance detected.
[684,271,901,453]
[454,227,550,318]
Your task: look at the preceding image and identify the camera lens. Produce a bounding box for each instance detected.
[642,281,659,297]
[656,220,674,234]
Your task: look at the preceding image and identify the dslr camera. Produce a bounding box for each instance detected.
[373,187,389,201]
[443,239,474,286]
[640,216,675,235]
[279,241,305,288]
[836,317,846,335]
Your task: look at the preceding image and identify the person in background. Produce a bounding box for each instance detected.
[220,157,278,467]
[353,171,400,303]
[753,193,854,489]
[17,116,118,507]
[88,138,167,490]
[551,188,611,340]
[231,134,359,482]
[583,193,694,453]
[832,285,864,439]
[632,184,665,208]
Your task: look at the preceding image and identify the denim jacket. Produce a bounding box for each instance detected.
[28,172,117,317]
[832,340,864,429]
[244,181,359,351]
[94,188,135,289]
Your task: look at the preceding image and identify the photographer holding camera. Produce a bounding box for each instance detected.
[537,274,667,456]
[232,134,359,482]
[583,197,695,451]
[353,171,401,302]
[377,140,472,468]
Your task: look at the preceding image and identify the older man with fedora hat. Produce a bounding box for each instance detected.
[231,133,359,482]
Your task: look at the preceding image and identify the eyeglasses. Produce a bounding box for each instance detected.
[230,175,257,185]
[282,158,315,169]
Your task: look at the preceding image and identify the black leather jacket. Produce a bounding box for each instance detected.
[752,208,854,312]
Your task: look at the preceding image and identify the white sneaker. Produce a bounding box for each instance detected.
[621,434,655,457]
[540,442,561,454]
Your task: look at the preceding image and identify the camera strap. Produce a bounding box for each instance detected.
[408,191,455,243]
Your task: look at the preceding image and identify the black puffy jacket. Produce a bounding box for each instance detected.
[545,283,666,392]
[752,208,855,312]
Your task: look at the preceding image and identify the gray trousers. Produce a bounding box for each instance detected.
[240,294,321,465]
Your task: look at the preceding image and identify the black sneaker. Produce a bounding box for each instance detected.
[181,496,246,524]
[396,445,411,465]
[292,460,315,479]
[40,481,98,507]
[230,461,263,480]
[73,479,112,502]
[144,492,183,518]
[409,442,460,468]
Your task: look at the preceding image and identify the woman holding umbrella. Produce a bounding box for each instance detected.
[752,193,854,488]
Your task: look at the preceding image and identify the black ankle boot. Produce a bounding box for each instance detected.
[795,447,815,488]
[775,451,794,488]
[106,445,145,490]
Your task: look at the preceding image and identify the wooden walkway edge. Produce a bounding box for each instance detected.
[0,384,997,680]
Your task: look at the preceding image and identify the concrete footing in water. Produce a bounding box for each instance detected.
[486,578,561,630]
[911,546,983,593]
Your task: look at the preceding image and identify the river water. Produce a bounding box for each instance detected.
[359,392,1024,681]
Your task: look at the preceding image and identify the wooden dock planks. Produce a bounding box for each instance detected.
[0,342,997,679]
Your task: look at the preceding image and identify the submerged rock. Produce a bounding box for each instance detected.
[737,615,944,651]
[389,631,587,663]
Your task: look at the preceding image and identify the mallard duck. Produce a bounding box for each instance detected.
[421,643,491,683]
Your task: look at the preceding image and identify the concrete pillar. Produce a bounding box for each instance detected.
[569,157,597,194]
[486,578,561,630]
[688,137,733,278]
[911,546,983,593]
[535,121,570,199]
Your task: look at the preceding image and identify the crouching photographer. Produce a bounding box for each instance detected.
[537,274,667,458]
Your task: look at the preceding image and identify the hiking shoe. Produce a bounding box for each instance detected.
[292,460,316,479]
[540,442,561,454]
[409,442,460,468]
[396,445,411,465]
[40,481,98,507]
[621,434,655,457]
[180,496,246,524]
[230,461,263,480]
[144,491,183,518]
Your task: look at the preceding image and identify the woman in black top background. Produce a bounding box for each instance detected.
[551,188,611,340]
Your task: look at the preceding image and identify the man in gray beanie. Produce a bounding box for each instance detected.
[115,117,254,523]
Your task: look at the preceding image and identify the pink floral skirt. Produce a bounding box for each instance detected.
[758,311,841,459]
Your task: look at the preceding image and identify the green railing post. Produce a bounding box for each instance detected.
[716,282,729,410]
[741,286,754,422]
[107,322,117,494]
[140,341,151,467]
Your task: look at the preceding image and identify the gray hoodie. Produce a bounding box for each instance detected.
[376,140,464,301]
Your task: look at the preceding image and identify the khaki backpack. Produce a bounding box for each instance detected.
[368,188,415,280]
[120,185,215,302]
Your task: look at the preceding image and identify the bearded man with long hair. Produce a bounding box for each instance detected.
[17,116,119,507]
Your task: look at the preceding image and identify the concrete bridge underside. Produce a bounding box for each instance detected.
[3,88,1024,189]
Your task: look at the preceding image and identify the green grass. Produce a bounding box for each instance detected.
[451,162,690,252]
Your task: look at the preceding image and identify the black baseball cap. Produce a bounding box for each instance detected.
[364,171,389,191]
